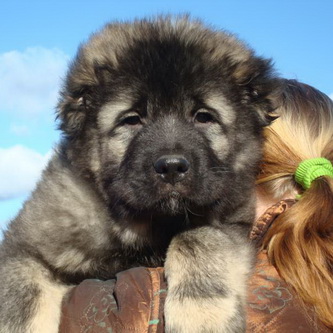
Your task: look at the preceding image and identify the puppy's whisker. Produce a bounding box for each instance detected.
[183,204,191,227]
[209,167,232,173]
[185,206,204,217]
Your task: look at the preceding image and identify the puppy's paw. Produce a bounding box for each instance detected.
[164,295,245,333]
[164,226,252,333]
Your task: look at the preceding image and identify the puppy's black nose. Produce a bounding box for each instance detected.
[154,155,190,184]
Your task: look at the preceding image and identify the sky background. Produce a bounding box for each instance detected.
[1,0,332,232]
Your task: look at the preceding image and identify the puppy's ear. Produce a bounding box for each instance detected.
[56,60,114,137]
[56,91,90,137]
[233,57,282,126]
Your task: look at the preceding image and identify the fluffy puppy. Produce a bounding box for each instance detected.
[0,16,280,332]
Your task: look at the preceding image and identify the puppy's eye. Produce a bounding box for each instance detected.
[121,115,142,126]
[194,111,215,124]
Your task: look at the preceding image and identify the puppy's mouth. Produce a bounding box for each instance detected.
[128,197,207,229]
[114,190,204,220]
[155,191,186,215]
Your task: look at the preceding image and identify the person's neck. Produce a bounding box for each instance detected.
[255,185,296,220]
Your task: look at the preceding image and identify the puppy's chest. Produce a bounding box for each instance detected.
[66,215,207,282]
[90,227,180,280]
[80,248,165,283]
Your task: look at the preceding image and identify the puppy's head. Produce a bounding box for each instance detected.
[57,17,280,220]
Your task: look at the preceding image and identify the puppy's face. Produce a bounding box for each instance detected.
[58,18,279,221]
[98,90,236,216]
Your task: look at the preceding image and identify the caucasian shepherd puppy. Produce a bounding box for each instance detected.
[0,17,280,332]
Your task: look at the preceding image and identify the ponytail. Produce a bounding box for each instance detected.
[257,79,333,328]
[262,177,333,329]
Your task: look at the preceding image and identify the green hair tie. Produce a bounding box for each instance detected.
[295,157,333,190]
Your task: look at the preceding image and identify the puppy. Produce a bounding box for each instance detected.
[0,16,280,332]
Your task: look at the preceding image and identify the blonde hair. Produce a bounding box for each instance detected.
[257,79,333,328]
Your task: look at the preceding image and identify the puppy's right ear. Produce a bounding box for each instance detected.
[56,44,102,137]
[57,58,115,137]
[56,90,90,137]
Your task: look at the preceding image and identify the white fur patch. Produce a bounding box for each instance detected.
[97,99,133,133]
[52,248,92,273]
[7,259,72,333]
[103,135,129,164]
[119,228,142,245]
[208,128,230,160]
[28,278,70,333]
[165,297,238,333]
[206,94,236,126]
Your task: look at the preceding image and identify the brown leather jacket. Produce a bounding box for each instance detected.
[60,201,330,332]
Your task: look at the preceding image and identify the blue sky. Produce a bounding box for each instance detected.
[1,0,333,231]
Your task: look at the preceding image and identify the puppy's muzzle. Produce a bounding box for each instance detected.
[154,155,190,185]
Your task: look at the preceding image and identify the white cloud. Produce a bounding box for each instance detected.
[330,93,333,100]
[0,47,69,116]
[0,145,52,200]
[9,124,30,136]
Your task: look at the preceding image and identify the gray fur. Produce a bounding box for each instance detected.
[0,16,280,332]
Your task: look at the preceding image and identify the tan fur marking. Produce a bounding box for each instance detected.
[165,297,238,333]
[97,100,133,133]
[206,94,236,126]
[29,278,70,333]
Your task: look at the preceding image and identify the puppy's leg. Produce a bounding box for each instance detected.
[0,256,71,333]
[164,225,253,333]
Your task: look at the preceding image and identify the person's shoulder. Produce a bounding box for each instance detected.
[247,251,330,333]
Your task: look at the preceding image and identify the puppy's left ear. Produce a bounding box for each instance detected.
[233,57,282,126]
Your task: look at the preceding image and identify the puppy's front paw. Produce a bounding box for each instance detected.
[164,295,245,333]
[164,226,252,332]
